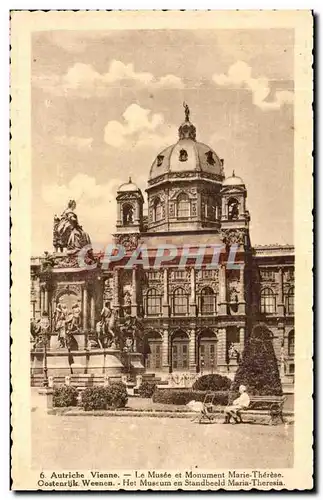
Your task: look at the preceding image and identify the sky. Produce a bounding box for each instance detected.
[31,28,294,255]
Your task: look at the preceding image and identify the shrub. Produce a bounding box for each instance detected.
[81,386,109,411]
[138,381,157,398]
[152,389,229,406]
[53,385,78,407]
[192,374,232,392]
[230,323,283,400]
[106,382,128,408]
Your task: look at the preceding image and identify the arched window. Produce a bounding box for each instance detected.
[122,203,134,225]
[286,287,294,314]
[146,289,161,317]
[199,287,216,316]
[153,198,163,222]
[172,287,188,316]
[228,198,239,220]
[260,288,276,314]
[288,330,295,356]
[177,193,190,219]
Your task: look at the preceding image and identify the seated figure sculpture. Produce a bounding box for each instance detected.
[53,200,91,253]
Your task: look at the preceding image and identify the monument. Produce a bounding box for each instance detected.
[30,200,145,387]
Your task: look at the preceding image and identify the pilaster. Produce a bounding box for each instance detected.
[218,265,227,315]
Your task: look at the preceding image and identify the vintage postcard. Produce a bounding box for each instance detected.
[11,10,313,491]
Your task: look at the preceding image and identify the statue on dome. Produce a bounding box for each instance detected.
[183,101,190,122]
[53,200,91,253]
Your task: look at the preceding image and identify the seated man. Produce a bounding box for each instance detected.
[224,385,250,424]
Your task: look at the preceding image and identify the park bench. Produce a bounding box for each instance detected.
[238,395,286,425]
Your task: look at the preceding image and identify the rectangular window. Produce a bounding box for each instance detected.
[201,295,215,316]
[174,270,185,280]
[177,201,190,218]
[260,295,276,314]
[147,295,161,316]
[173,296,188,316]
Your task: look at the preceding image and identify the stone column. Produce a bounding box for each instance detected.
[90,295,95,330]
[217,327,227,372]
[277,267,284,316]
[189,268,196,316]
[218,265,227,315]
[162,328,170,372]
[82,286,88,330]
[189,328,197,372]
[238,263,246,314]
[162,268,169,317]
[131,267,137,316]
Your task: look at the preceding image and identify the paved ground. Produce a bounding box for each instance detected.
[31,392,293,470]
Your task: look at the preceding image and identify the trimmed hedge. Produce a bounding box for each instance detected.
[231,323,283,399]
[192,374,232,392]
[152,389,229,406]
[138,381,157,398]
[81,383,128,411]
[105,382,128,409]
[82,386,108,411]
[53,385,78,407]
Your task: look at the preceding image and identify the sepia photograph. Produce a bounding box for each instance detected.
[10,10,313,491]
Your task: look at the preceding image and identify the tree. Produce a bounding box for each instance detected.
[231,323,283,397]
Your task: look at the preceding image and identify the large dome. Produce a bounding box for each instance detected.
[149,104,224,183]
[149,139,224,181]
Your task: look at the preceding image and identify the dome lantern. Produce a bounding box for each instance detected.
[178,102,196,141]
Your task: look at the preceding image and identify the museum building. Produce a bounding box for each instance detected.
[30,107,295,386]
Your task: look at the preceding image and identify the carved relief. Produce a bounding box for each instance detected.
[221,229,246,245]
[114,233,140,251]
[103,277,114,301]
